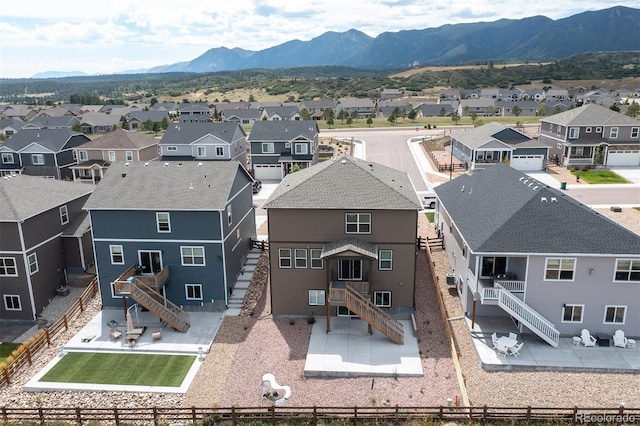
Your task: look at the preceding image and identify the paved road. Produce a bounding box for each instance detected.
[562,186,640,207]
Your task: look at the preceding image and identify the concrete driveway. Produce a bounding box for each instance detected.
[609,167,640,184]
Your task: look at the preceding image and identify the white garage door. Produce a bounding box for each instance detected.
[511,155,544,171]
[254,164,282,180]
[607,150,640,166]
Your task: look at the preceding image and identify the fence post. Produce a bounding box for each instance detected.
[191,406,196,423]
[526,405,531,425]
[153,406,158,426]
[79,297,84,312]
[353,406,358,425]
[572,406,577,426]
[45,329,51,346]
[38,407,44,425]
[2,407,7,422]
[483,405,488,424]
[26,346,32,365]
[113,407,119,425]
[63,314,68,330]
[313,406,318,426]
[75,407,82,425]
[270,405,275,426]
[3,368,10,385]
[231,406,236,426]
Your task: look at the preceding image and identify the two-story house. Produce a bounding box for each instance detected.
[300,100,337,121]
[263,156,422,344]
[538,104,640,167]
[69,129,159,185]
[259,106,301,121]
[127,111,170,131]
[434,164,640,346]
[336,98,375,120]
[178,103,211,123]
[221,108,262,125]
[0,129,90,179]
[451,122,549,171]
[1,174,94,321]
[158,122,247,166]
[248,120,319,181]
[83,161,256,329]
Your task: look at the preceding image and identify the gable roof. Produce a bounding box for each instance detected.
[261,106,300,119]
[248,120,318,142]
[76,129,158,150]
[128,111,169,123]
[78,113,122,127]
[83,161,250,211]
[159,122,246,146]
[451,122,530,150]
[3,128,86,152]
[542,104,640,127]
[23,116,78,129]
[0,174,92,222]
[263,155,421,210]
[434,164,640,255]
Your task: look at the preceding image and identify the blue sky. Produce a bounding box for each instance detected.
[0,0,634,78]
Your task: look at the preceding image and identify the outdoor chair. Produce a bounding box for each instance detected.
[580,329,596,347]
[495,343,509,357]
[491,332,498,349]
[508,332,518,341]
[509,342,524,357]
[613,330,628,348]
[109,328,122,340]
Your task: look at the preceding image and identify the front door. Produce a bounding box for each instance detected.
[138,250,162,275]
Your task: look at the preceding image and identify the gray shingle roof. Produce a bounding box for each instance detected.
[83,161,247,211]
[159,122,246,146]
[263,155,422,210]
[3,128,85,152]
[248,120,318,142]
[451,122,530,150]
[543,104,640,126]
[76,129,158,150]
[0,174,92,221]
[434,164,640,255]
[128,111,170,123]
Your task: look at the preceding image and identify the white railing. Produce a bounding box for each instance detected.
[494,280,525,292]
[498,290,559,347]
[466,268,477,293]
[480,286,500,304]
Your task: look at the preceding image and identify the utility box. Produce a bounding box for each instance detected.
[56,286,70,297]
[446,273,456,285]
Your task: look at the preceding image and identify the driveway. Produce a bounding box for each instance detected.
[609,167,640,184]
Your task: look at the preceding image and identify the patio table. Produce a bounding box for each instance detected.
[496,336,517,349]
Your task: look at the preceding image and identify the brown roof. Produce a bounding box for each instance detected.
[76,129,158,150]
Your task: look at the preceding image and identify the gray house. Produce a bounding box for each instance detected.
[434,164,640,346]
[158,122,247,166]
[83,161,256,326]
[249,120,319,181]
[178,103,211,123]
[1,174,93,321]
[451,122,549,171]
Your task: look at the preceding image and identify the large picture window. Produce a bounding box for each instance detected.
[262,143,274,153]
[614,259,640,282]
[545,258,575,281]
[345,213,371,234]
[181,246,205,266]
[31,154,44,165]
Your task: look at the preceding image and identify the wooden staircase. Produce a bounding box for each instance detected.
[330,283,404,345]
[114,279,190,333]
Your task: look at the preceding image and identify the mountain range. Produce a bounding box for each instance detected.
[34,6,639,78]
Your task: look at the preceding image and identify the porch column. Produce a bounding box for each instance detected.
[326,258,331,333]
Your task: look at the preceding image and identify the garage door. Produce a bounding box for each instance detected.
[254,164,282,180]
[511,155,544,171]
[607,150,640,166]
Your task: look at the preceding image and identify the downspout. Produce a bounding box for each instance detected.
[17,222,37,320]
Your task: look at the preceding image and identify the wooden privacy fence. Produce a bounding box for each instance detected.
[1,405,637,425]
[0,278,99,388]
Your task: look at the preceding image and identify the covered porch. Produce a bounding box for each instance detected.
[561,142,605,167]
[70,160,108,184]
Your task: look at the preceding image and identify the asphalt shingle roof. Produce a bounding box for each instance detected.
[451,122,530,149]
[83,161,246,211]
[263,155,422,210]
[3,128,84,152]
[159,122,246,146]
[248,120,318,142]
[76,129,158,150]
[543,104,640,127]
[434,164,640,255]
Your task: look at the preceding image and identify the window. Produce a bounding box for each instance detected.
[216,146,224,157]
[294,143,308,155]
[585,127,592,133]
[345,213,371,234]
[79,151,88,161]
[31,154,44,165]
[108,151,116,161]
[338,259,362,280]
[185,284,203,300]
[110,245,124,264]
[604,306,626,324]
[279,248,291,268]
[614,259,640,281]
[569,127,579,139]
[595,127,602,134]
[27,253,38,274]
[374,291,392,308]
[379,250,393,270]
[556,126,561,136]
[181,246,205,266]
[561,304,583,323]
[545,258,575,281]
[0,257,18,276]
[59,205,69,225]
[570,146,584,156]
[294,249,307,268]
[1,153,13,163]
[481,257,506,277]
[197,146,206,157]
[3,295,21,311]
[167,146,177,151]
[632,127,639,138]
[125,151,133,161]
[156,212,171,233]
[309,290,325,306]
[610,127,618,139]
[227,205,232,225]
[262,143,274,153]
[310,249,323,269]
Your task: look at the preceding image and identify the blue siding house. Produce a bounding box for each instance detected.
[83,161,256,330]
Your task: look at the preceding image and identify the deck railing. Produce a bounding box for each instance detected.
[114,265,169,292]
[129,280,190,333]
[344,285,403,345]
[493,279,525,293]
[328,281,369,305]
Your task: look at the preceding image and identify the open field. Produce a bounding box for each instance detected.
[391,63,552,78]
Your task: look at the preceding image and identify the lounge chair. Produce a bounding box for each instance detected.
[580,329,596,347]
[509,342,524,357]
[613,330,628,348]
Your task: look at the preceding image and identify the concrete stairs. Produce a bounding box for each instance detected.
[226,249,262,316]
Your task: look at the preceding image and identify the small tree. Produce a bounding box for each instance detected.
[407,108,417,122]
[248,94,256,102]
[625,102,640,118]
[366,116,373,127]
[161,117,169,130]
[537,102,547,117]
[512,105,522,117]
[470,112,478,124]
[112,124,118,131]
[346,117,353,126]
[486,105,496,116]
[337,109,348,124]
[351,110,359,123]
[610,104,621,112]
[300,108,311,121]
[463,106,470,116]
[121,120,130,130]
[152,122,160,135]
[451,111,461,125]
[72,122,83,133]
[144,119,153,132]
[439,107,446,117]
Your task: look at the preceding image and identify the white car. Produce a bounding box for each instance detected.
[422,194,436,209]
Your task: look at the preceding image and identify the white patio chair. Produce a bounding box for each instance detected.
[495,343,509,357]
[613,330,628,348]
[491,332,499,348]
[508,332,518,341]
[580,329,596,347]
[509,342,524,357]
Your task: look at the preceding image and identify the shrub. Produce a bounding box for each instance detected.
[289,319,296,326]
[306,316,316,325]
[582,165,591,171]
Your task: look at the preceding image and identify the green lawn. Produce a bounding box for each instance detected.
[571,169,629,184]
[425,212,435,223]
[40,352,196,386]
[0,342,20,363]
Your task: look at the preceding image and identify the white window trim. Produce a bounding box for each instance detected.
[227,206,232,225]
[308,289,326,306]
[585,127,592,133]
[156,212,171,233]
[180,246,206,266]
[27,253,38,275]
[59,205,69,225]
[279,248,292,268]
[569,127,579,139]
[166,146,178,152]
[544,257,576,282]
[1,153,13,164]
[107,151,116,162]
[197,146,206,157]
[79,150,88,161]
[262,143,274,153]
[3,294,22,311]
[109,245,124,265]
[310,249,323,269]
[379,249,393,271]
[125,151,133,161]
[613,259,640,282]
[185,284,203,301]
[294,248,307,269]
[215,146,224,157]
[294,143,308,155]
[603,305,626,324]
[561,304,584,323]
[631,127,639,139]
[610,127,618,139]
[374,291,392,308]
[595,127,602,134]
[0,257,18,277]
[32,154,44,165]
[109,282,119,298]
[345,212,371,234]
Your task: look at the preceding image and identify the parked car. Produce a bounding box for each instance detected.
[422,194,436,209]
[252,180,262,194]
